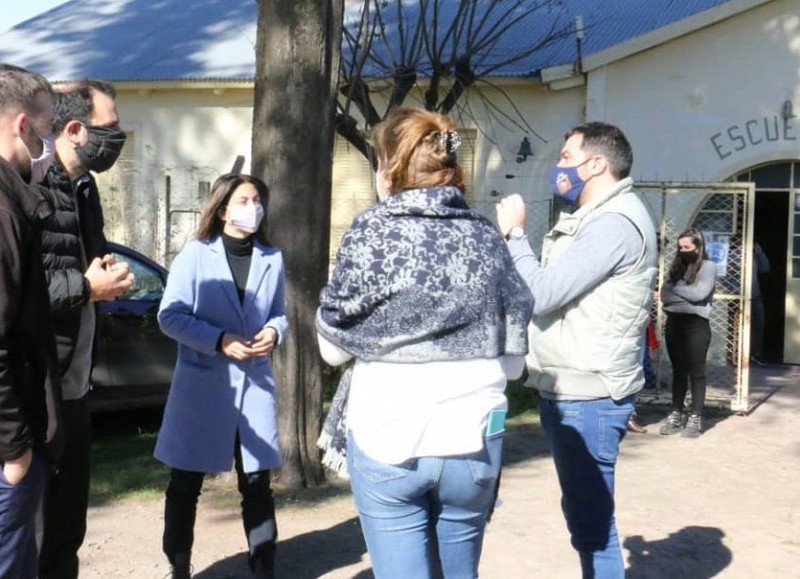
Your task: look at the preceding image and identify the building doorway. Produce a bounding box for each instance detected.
[752,190,788,363]
[736,162,797,364]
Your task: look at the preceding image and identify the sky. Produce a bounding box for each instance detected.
[0,0,65,33]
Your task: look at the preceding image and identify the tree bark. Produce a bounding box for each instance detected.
[252,0,343,488]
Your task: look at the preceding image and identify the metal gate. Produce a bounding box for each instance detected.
[636,181,756,413]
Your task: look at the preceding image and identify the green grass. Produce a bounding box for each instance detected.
[200,474,354,511]
[505,378,540,426]
[88,408,354,508]
[89,409,169,505]
[90,430,169,505]
[90,426,352,508]
[88,379,542,506]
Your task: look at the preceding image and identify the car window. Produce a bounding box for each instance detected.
[112,252,165,301]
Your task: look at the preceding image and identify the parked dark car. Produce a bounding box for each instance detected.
[89,242,176,412]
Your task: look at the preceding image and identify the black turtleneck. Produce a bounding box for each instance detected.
[222,232,254,303]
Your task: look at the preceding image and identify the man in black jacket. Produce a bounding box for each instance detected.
[0,65,64,579]
[38,79,133,579]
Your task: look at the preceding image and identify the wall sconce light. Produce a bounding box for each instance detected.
[516,137,533,163]
[782,100,795,121]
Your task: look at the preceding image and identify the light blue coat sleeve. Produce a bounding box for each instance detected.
[157,242,224,356]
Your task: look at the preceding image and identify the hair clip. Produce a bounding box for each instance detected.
[437,130,462,154]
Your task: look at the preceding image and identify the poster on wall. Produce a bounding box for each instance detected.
[705,232,730,278]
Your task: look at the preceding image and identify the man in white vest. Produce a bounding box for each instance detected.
[496,122,657,579]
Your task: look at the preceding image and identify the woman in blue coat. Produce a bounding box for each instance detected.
[155,173,287,579]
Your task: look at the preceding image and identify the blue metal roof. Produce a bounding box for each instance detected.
[348,0,738,78]
[0,0,257,82]
[565,0,738,65]
[0,0,738,82]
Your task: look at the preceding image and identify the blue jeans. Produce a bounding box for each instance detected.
[347,432,503,579]
[540,395,634,579]
[0,450,47,579]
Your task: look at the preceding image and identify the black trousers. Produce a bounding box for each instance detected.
[163,436,277,574]
[665,313,711,416]
[39,395,92,579]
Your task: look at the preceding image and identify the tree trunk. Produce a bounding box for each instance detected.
[252,0,343,488]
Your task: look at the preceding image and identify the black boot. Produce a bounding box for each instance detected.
[169,553,191,579]
[163,468,203,579]
[252,557,275,579]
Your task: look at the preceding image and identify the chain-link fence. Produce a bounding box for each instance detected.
[94,159,233,267]
[637,182,756,413]
[94,155,760,411]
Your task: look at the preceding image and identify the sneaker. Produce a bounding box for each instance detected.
[659,411,683,435]
[681,414,703,438]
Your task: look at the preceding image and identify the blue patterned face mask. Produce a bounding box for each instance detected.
[550,159,592,204]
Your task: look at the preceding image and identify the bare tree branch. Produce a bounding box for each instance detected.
[439,55,475,113]
[337,0,572,157]
[472,78,544,140]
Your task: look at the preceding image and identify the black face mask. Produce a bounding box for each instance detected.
[75,125,127,173]
[678,250,697,264]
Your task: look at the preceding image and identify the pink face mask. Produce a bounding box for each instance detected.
[226,203,264,234]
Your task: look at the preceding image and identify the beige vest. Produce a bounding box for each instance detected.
[527,178,657,400]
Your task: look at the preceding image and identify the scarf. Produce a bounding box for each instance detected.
[316,186,533,477]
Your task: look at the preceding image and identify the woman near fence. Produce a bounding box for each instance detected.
[658,229,717,438]
[154,173,287,579]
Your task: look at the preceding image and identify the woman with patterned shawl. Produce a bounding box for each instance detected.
[316,107,533,578]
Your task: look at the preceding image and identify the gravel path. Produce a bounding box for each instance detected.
[80,377,800,578]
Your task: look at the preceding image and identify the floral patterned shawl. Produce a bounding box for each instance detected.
[316,185,533,476]
[317,186,532,360]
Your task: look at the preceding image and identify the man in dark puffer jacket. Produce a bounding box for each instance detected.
[38,79,133,579]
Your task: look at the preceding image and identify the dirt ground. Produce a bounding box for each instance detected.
[79,374,800,578]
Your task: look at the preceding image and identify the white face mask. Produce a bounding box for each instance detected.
[22,131,56,184]
[226,203,264,234]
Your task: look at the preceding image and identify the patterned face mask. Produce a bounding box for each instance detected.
[550,158,592,205]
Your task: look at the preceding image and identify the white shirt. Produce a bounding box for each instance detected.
[318,334,524,464]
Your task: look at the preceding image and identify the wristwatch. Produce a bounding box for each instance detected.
[505,226,525,241]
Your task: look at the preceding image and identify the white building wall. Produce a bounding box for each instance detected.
[102,88,254,263]
[595,0,800,186]
[582,0,800,365]
[465,82,586,244]
[102,82,585,262]
[97,0,800,265]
